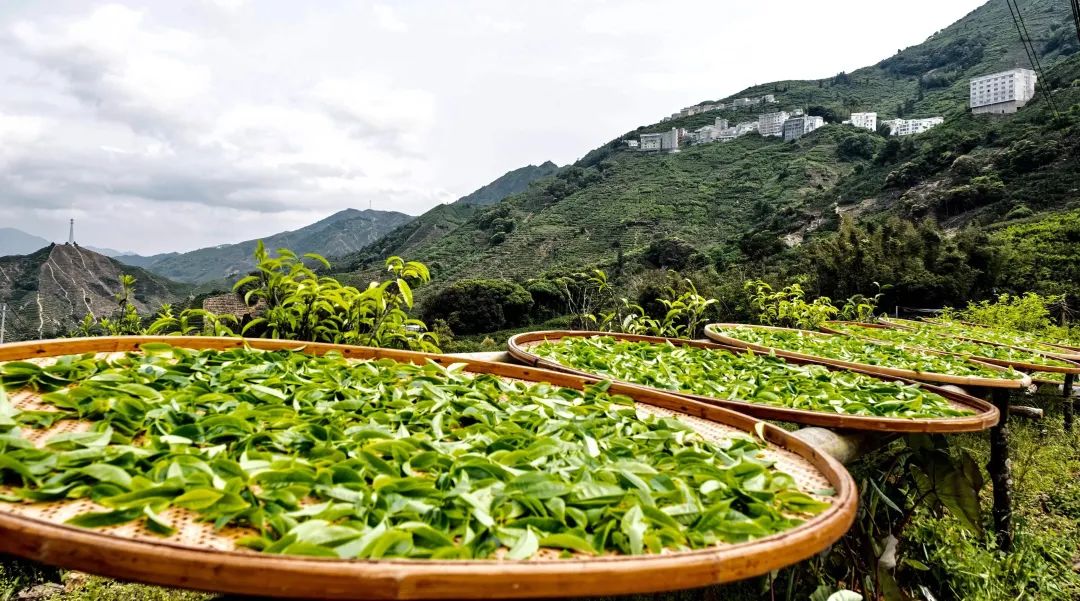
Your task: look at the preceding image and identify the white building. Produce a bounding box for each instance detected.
[782,115,825,141]
[624,139,639,148]
[881,117,944,136]
[714,117,729,129]
[758,111,791,137]
[639,128,681,151]
[849,112,877,131]
[762,94,777,103]
[970,68,1037,114]
[735,121,759,136]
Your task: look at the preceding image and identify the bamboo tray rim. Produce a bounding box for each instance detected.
[824,321,1080,374]
[703,324,1031,390]
[875,318,1080,363]
[506,331,998,433]
[0,336,858,600]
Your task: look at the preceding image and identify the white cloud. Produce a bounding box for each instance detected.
[372,4,407,32]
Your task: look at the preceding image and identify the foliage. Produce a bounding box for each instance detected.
[805,216,1003,310]
[745,280,837,329]
[610,279,717,339]
[706,324,1024,380]
[0,345,827,559]
[236,243,437,352]
[837,290,883,323]
[144,305,238,337]
[945,292,1063,333]
[533,336,970,418]
[422,279,533,335]
[556,270,615,330]
[642,237,708,271]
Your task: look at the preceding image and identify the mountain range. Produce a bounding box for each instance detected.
[0,228,51,257]
[112,208,413,284]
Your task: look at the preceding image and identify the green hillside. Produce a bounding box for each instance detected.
[452,161,560,206]
[336,0,1079,319]
[338,161,560,272]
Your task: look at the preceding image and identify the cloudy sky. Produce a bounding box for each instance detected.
[0,0,986,255]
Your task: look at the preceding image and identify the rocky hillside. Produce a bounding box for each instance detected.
[0,244,187,342]
[116,208,412,284]
[338,0,1078,297]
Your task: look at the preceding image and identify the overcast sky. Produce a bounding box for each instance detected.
[0,0,986,255]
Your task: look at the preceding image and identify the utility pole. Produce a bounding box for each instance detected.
[0,303,6,345]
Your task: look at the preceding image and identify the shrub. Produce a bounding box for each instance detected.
[744,279,838,329]
[525,278,565,320]
[643,237,707,270]
[236,243,438,351]
[836,132,881,161]
[423,279,533,334]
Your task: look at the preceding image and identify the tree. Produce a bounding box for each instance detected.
[423,279,533,334]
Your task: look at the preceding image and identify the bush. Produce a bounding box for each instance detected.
[525,278,565,320]
[1004,204,1034,220]
[950,154,980,177]
[836,132,881,162]
[423,279,533,334]
[643,237,707,270]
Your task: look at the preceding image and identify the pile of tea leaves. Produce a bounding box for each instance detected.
[0,344,829,560]
[705,325,1024,381]
[531,337,971,419]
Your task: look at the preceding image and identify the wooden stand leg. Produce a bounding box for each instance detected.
[988,388,1013,552]
[1064,373,1075,433]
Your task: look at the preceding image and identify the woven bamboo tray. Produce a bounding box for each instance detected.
[0,336,857,600]
[877,318,1080,362]
[507,331,998,433]
[822,321,1080,389]
[704,324,1031,390]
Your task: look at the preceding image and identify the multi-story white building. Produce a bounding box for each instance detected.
[881,117,944,136]
[639,128,681,151]
[735,121,759,136]
[849,112,877,131]
[762,94,777,103]
[624,139,639,148]
[758,111,790,137]
[782,115,825,141]
[969,68,1037,114]
[714,117,729,129]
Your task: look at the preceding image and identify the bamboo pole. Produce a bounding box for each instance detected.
[987,388,1013,552]
[1064,373,1075,433]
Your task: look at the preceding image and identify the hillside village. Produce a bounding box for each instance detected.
[633,67,1039,152]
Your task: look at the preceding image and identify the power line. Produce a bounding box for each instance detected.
[1011,0,1060,115]
[1072,0,1080,45]
[1004,0,1059,116]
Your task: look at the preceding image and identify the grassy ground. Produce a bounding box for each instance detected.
[0,388,1076,600]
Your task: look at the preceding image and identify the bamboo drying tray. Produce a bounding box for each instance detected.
[507,331,998,433]
[877,318,1080,362]
[704,324,1031,390]
[0,336,857,600]
[822,321,1080,389]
